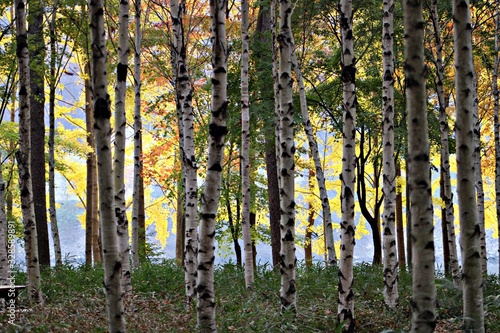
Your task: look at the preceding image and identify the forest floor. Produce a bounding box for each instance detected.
[1,260,499,332]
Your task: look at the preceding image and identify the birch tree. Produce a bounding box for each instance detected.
[277,0,297,313]
[381,0,398,309]
[14,0,42,304]
[89,0,126,329]
[240,0,254,289]
[114,0,132,295]
[291,50,337,267]
[404,0,436,331]
[197,0,228,330]
[338,0,356,330]
[429,0,460,287]
[132,0,144,270]
[453,0,484,330]
[171,0,198,301]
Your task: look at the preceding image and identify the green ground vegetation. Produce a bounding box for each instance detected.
[1,260,499,332]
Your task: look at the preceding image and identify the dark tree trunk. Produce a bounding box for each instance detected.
[265,137,281,268]
[29,4,50,267]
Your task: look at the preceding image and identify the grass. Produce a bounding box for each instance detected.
[1,261,499,332]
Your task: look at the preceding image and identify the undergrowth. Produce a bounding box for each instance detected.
[1,261,499,332]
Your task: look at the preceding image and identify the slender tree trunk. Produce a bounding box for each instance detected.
[395,163,406,270]
[473,87,487,275]
[240,0,254,289]
[171,0,199,301]
[89,0,126,329]
[292,51,337,267]
[15,0,43,304]
[48,4,62,265]
[382,0,398,309]
[114,0,132,295]
[257,5,281,269]
[304,168,315,268]
[338,0,356,330]
[405,157,412,269]
[196,0,228,330]
[0,162,8,284]
[429,0,460,286]
[85,61,101,265]
[226,200,242,266]
[28,0,50,268]
[493,0,500,278]
[453,0,484,331]
[404,0,436,331]
[131,0,143,270]
[277,0,297,313]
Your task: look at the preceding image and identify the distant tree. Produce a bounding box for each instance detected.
[338,0,357,330]
[404,0,436,331]
[453,0,485,330]
[89,0,126,329]
[15,0,42,304]
[428,0,460,286]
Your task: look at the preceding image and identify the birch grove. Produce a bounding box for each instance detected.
[338,0,357,330]
[381,0,398,309]
[404,0,436,331]
[14,0,43,304]
[196,0,228,330]
[453,0,485,330]
[89,0,126,329]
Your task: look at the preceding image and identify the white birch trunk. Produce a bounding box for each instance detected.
[196,0,228,331]
[382,0,398,309]
[131,0,142,270]
[404,0,436,331]
[494,0,500,278]
[291,51,337,267]
[277,0,297,313]
[171,0,199,301]
[0,163,8,284]
[89,0,126,330]
[429,0,461,287]
[240,0,254,289]
[453,0,484,331]
[338,0,356,331]
[14,0,42,304]
[114,0,131,295]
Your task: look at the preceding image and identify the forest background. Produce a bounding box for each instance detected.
[0,0,499,272]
